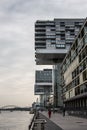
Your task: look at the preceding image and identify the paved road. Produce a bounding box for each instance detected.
[39,113,63,130]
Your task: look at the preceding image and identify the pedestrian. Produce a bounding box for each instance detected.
[48,108,51,118]
[63,107,65,117]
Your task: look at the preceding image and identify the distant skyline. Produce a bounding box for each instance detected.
[0,0,87,107]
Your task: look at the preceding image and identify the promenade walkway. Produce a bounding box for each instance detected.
[39,113,62,130]
[40,111,87,130]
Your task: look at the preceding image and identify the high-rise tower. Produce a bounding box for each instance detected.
[35,18,84,107]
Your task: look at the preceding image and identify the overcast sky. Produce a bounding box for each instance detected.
[0,0,87,107]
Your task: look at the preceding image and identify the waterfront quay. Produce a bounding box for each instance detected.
[38,111,87,130]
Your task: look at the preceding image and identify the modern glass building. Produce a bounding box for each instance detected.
[35,18,84,107]
[34,69,52,107]
[35,19,84,65]
[62,19,87,113]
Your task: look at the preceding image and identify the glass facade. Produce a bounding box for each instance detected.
[35,18,84,108]
[34,69,52,107]
[35,19,84,50]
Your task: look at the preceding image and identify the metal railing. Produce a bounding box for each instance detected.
[29,112,46,130]
[33,119,46,130]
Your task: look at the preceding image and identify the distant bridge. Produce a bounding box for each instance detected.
[0,105,30,111]
[0,105,21,109]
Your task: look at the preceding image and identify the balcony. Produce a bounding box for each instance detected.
[35,32,45,35]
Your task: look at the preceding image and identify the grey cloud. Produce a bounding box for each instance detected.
[0,0,87,106]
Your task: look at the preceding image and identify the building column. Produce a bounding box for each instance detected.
[53,63,63,107]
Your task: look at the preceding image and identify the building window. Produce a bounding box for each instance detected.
[83,70,87,81]
[75,87,80,96]
[56,44,65,48]
[72,70,76,79]
[60,22,65,27]
[84,34,87,44]
[75,76,80,86]
[80,84,87,93]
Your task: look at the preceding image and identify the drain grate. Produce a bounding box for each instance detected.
[76,122,83,123]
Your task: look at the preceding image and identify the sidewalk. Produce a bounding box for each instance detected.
[41,111,87,130]
[39,113,62,130]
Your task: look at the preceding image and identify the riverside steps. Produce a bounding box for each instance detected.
[40,111,87,130]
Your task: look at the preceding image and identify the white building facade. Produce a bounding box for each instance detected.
[62,19,87,113]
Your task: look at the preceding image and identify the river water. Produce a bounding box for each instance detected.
[0,111,34,130]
